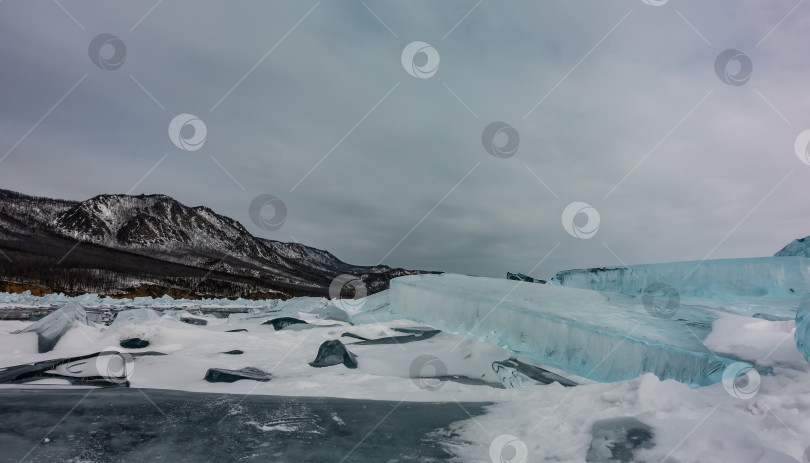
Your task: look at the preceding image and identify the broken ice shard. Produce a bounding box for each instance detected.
[18,302,87,353]
[180,317,208,326]
[492,358,576,388]
[390,274,749,387]
[506,272,545,284]
[350,329,441,345]
[203,367,271,383]
[0,351,130,386]
[263,317,308,331]
[309,340,358,369]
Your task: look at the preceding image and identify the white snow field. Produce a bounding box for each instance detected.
[1,261,809,461]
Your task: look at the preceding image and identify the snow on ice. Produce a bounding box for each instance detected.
[1,257,809,461]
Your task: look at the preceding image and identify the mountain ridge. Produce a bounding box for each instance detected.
[0,188,432,299]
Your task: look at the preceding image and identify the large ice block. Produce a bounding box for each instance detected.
[348,291,402,325]
[548,257,810,318]
[549,257,810,298]
[109,308,160,329]
[390,274,748,386]
[18,302,87,353]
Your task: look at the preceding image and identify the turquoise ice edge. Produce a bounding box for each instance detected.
[796,295,810,364]
[548,256,810,319]
[390,273,753,387]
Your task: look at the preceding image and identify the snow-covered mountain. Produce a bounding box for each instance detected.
[775,235,810,258]
[0,189,430,298]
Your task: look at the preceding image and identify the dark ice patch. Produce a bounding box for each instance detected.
[120,338,150,349]
[352,330,441,345]
[263,317,308,331]
[391,327,438,335]
[492,358,577,388]
[309,340,358,369]
[129,351,167,357]
[586,417,654,463]
[0,351,130,387]
[180,317,208,326]
[752,313,793,322]
[203,367,271,383]
[341,332,370,341]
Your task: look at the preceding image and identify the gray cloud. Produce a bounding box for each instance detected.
[1,0,809,279]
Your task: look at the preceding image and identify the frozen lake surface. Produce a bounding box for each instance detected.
[0,388,488,463]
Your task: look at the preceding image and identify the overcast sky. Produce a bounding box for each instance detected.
[1,0,809,279]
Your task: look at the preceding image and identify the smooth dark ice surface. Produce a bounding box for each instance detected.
[0,388,488,463]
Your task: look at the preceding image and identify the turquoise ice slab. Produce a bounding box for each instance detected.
[796,295,810,364]
[548,257,810,319]
[390,274,749,387]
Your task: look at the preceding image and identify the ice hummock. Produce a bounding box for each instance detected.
[345,290,400,325]
[109,308,161,328]
[774,235,810,257]
[18,301,87,352]
[548,257,810,318]
[390,274,749,387]
[224,297,352,325]
[0,290,283,311]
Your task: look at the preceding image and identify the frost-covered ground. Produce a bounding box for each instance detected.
[0,286,809,462]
